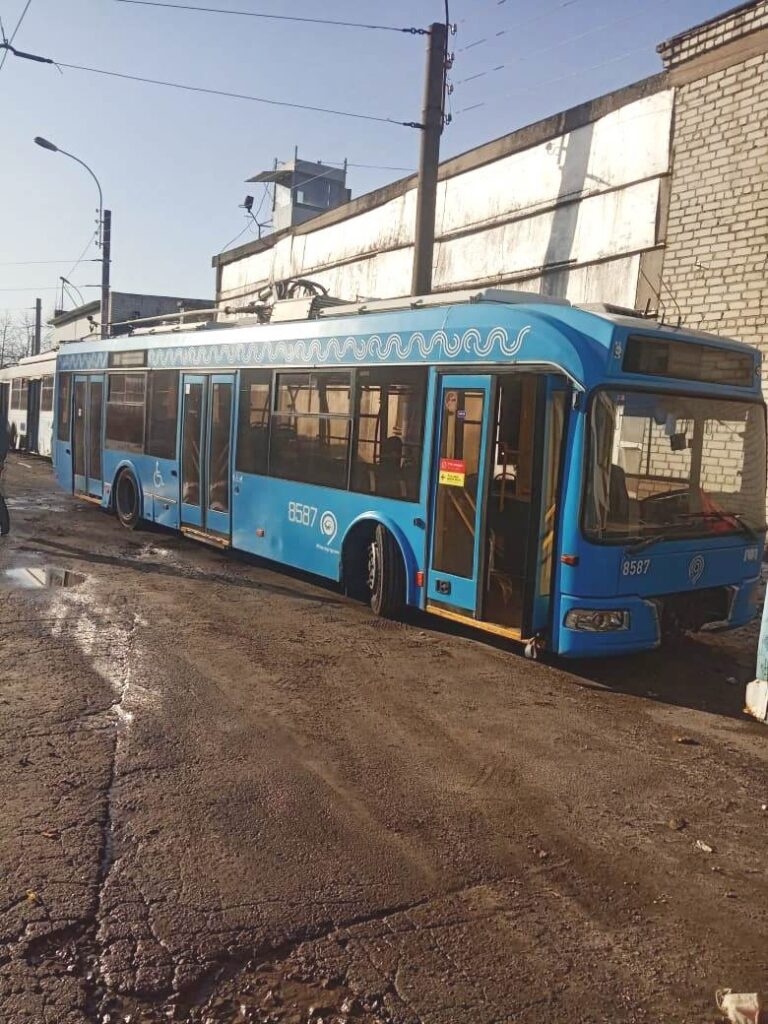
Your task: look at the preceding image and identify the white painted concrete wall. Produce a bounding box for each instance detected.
[218,90,674,312]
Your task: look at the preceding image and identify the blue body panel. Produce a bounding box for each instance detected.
[53,439,70,490]
[554,547,762,658]
[101,450,182,527]
[52,299,765,657]
[232,474,427,606]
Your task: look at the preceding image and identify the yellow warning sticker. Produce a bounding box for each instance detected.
[439,458,466,487]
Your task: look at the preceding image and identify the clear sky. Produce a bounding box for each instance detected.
[0,0,736,323]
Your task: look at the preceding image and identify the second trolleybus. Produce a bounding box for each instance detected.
[0,350,57,457]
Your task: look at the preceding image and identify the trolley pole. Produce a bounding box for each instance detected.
[101,209,112,340]
[33,298,41,355]
[411,21,448,298]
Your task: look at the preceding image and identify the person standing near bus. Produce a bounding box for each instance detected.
[0,420,10,536]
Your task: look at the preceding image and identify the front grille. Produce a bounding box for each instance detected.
[652,586,735,636]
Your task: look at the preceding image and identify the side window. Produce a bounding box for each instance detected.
[352,368,427,502]
[41,376,54,413]
[236,370,271,475]
[105,372,146,452]
[145,370,179,459]
[10,379,27,410]
[57,374,72,441]
[270,371,351,489]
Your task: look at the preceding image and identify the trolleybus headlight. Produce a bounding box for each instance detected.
[564,609,630,632]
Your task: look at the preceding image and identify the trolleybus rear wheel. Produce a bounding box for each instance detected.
[115,470,141,530]
[368,524,404,618]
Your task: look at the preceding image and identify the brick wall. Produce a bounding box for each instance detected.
[659,2,768,66]
[660,3,768,369]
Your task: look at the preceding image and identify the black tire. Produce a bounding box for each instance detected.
[342,537,369,602]
[115,470,141,530]
[0,494,9,537]
[368,524,405,618]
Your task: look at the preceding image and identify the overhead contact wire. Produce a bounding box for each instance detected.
[113,0,427,35]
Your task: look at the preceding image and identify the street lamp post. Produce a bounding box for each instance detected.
[34,136,111,340]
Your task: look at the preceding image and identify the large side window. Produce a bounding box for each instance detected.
[41,376,54,413]
[236,369,271,475]
[57,374,72,441]
[10,379,27,410]
[145,370,179,459]
[105,372,146,452]
[270,371,351,488]
[352,367,427,502]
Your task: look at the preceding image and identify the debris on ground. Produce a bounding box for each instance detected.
[745,679,768,723]
[695,840,715,853]
[716,989,762,1023]
[667,817,688,831]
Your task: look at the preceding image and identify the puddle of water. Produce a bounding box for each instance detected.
[1,566,86,590]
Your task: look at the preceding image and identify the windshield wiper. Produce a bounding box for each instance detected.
[677,510,760,541]
[626,533,674,554]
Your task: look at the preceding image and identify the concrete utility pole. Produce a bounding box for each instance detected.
[411,21,448,298]
[101,209,112,339]
[33,298,41,355]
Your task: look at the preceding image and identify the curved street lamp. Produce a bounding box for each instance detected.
[34,136,111,339]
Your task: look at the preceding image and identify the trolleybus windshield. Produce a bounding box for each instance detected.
[584,390,766,542]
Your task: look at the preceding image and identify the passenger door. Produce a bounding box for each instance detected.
[204,375,235,536]
[87,377,104,498]
[427,376,492,616]
[528,379,568,633]
[72,375,104,498]
[180,373,235,538]
[180,375,206,529]
[26,380,40,453]
[72,377,86,491]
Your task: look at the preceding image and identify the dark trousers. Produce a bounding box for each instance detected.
[0,461,8,536]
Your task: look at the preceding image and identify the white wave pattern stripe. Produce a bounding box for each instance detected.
[64,325,530,371]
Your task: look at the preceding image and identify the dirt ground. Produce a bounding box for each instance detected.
[0,454,766,1024]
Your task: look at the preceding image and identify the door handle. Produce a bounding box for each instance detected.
[65,448,71,455]
[170,469,178,477]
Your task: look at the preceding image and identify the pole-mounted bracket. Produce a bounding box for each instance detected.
[0,41,54,64]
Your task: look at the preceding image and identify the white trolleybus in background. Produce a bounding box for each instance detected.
[0,350,57,457]
[51,288,767,658]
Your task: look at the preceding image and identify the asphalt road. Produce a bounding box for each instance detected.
[0,455,766,1024]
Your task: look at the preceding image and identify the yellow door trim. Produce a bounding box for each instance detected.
[180,526,231,549]
[426,603,522,641]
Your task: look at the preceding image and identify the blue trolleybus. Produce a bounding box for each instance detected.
[52,289,767,657]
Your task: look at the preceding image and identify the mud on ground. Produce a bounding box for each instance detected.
[0,455,766,1024]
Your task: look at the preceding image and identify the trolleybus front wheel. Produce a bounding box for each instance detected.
[115,470,141,530]
[368,524,405,619]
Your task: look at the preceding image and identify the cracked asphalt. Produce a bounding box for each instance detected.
[1,454,767,1024]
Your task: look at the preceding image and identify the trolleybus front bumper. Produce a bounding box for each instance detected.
[556,577,761,658]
